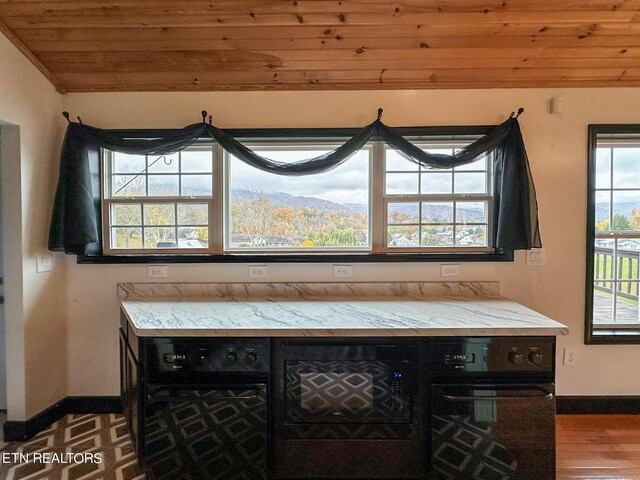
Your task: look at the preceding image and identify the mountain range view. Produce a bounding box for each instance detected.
[231,189,486,222]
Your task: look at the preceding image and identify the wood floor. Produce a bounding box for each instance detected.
[558,414,640,479]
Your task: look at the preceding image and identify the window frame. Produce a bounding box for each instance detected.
[79,125,513,264]
[586,124,640,345]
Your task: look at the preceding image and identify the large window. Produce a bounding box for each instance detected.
[587,125,640,343]
[100,129,503,260]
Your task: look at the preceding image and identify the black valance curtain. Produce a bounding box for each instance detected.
[48,111,541,254]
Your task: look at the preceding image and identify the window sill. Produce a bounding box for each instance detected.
[77,250,513,264]
[587,329,640,344]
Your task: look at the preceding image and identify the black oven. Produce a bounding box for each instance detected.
[272,338,424,479]
[427,337,556,480]
[141,338,270,480]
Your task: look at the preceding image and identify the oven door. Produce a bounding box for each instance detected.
[143,384,267,480]
[430,383,555,480]
[273,341,423,479]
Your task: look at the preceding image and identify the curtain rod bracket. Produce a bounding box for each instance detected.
[208,115,212,125]
[377,108,383,121]
[76,115,83,125]
[510,107,525,119]
[201,110,208,123]
[62,111,71,123]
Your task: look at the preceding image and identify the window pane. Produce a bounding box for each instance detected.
[456,225,487,247]
[421,225,453,247]
[454,172,486,194]
[594,191,610,231]
[181,175,212,196]
[594,238,615,280]
[178,227,208,248]
[228,149,370,249]
[388,203,419,224]
[113,153,145,174]
[455,201,487,224]
[615,288,639,324]
[112,174,145,197]
[595,148,611,189]
[111,227,142,249]
[612,148,640,188]
[592,287,613,325]
[385,150,418,171]
[148,175,179,196]
[148,153,179,173]
[422,202,453,224]
[144,204,175,225]
[145,227,176,248]
[615,241,640,280]
[386,173,419,194]
[112,204,141,226]
[421,172,452,194]
[177,204,208,225]
[387,226,419,247]
[455,156,487,171]
[181,150,213,173]
[612,191,640,230]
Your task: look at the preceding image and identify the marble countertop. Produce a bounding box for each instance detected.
[119,282,568,338]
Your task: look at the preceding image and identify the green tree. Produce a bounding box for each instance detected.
[612,214,632,231]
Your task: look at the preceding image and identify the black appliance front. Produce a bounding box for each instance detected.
[273,339,424,479]
[141,338,270,480]
[427,337,556,480]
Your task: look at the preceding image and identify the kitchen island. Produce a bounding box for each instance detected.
[118,281,567,480]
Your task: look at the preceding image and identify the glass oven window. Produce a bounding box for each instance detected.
[285,360,412,424]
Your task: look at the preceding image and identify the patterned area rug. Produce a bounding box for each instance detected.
[0,414,145,480]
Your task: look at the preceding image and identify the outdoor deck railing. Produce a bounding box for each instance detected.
[594,246,640,301]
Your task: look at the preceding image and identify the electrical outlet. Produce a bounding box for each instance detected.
[248,265,268,279]
[526,248,546,266]
[563,348,578,366]
[440,264,460,277]
[148,265,167,278]
[333,265,353,278]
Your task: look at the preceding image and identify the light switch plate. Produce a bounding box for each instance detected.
[36,254,52,273]
[526,248,546,266]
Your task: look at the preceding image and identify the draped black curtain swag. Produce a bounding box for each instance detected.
[48,109,541,255]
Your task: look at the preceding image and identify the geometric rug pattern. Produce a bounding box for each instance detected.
[0,414,146,480]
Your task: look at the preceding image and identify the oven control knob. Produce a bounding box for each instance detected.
[224,351,238,365]
[244,352,258,366]
[507,351,524,365]
[528,351,544,365]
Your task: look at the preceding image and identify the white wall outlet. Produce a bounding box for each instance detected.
[248,265,268,279]
[333,265,353,278]
[36,254,52,273]
[440,264,460,277]
[526,248,546,266]
[148,265,167,278]
[563,348,578,366]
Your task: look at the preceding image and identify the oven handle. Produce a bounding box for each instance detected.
[441,389,554,402]
[147,383,265,402]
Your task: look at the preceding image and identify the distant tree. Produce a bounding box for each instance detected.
[631,208,640,230]
[595,220,610,231]
[231,192,275,244]
[612,214,632,231]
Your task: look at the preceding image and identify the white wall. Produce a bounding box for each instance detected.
[0,34,67,419]
[62,88,640,397]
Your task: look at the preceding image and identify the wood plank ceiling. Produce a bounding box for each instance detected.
[0,0,639,93]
